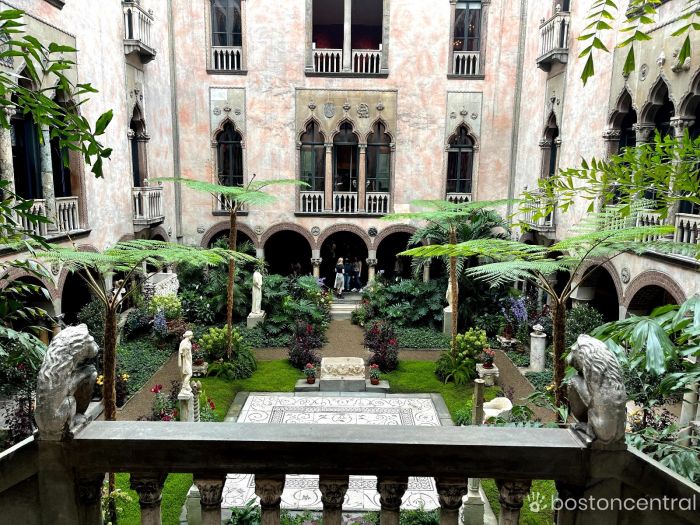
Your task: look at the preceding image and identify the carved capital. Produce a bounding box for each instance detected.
[194,475,226,509]
[436,478,470,511]
[670,116,695,136]
[77,474,104,507]
[602,128,621,141]
[495,479,532,512]
[377,477,408,511]
[130,473,167,509]
[633,123,655,143]
[319,475,349,510]
[254,476,285,509]
[311,257,323,266]
[3,106,16,119]
[366,257,378,267]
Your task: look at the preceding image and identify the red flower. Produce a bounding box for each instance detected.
[150,384,163,394]
[305,363,315,369]
[208,399,216,410]
[306,324,313,334]
[161,414,172,421]
[388,338,397,346]
[369,364,379,369]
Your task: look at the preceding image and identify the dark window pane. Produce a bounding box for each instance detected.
[212,0,242,47]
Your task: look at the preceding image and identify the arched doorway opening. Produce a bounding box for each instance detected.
[320,231,368,288]
[627,285,676,316]
[207,229,254,251]
[376,232,414,279]
[578,267,620,322]
[264,230,312,276]
[61,271,94,325]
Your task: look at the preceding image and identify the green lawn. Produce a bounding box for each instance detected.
[117,359,554,525]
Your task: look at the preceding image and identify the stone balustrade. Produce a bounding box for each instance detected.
[55,196,80,232]
[523,191,555,231]
[333,191,358,213]
[352,48,382,74]
[365,192,390,214]
[299,190,324,213]
[17,198,47,236]
[452,51,480,76]
[122,0,156,63]
[211,46,243,72]
[312,47,343,73]
[537,9,570,70]
[311,45,384,74]
[674,212,700,246]
[446,192,471,205]
[132,186,164,225]
[636,209,663,241]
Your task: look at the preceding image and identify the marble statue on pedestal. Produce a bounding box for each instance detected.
[251,270,263,314]
[445,275,458,310]
[178,330,194,394]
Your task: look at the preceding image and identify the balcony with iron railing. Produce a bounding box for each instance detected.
[122,0,156,63]
[536,8,570,71]
[132,186,164,226]
[310,44,383,75]
[298,191,390,215]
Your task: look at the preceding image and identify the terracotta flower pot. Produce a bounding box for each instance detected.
[370,378,380,385]
[306,376,316,384]
[194,358,205,366]
[483,360,494,369]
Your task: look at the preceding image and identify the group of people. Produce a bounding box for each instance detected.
[333,257,363,297]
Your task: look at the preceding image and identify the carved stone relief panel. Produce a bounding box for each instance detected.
[210,88,246,136]
[544,72,566,128]
[295,89,398,141]
[445,92,483,142]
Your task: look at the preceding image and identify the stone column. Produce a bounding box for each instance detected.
[377,477,408,525]
[194,475,227,525]
[422,261,430,283]
[311,257,322,278]
[471,379,485,425]
[0,108,15,195]
[495,479,532,525]
[342,0,352,72]
[40,126,57,231]
[324,144,333,211]
[669,117,695,220]
[633,123,655,145]
[529,326,547,372]
[130,473,167,525]
[254,476,285,525]
[366,257,378,282]
[179,389,194,422]
[76,474,105,525]
[436,478,469,525]
[679,356,698,445]
[358,144,367,212]
[319,475,349,525]
[448,0,457,75]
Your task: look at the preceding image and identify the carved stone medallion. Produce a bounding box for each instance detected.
[621,267,631,284]
[639,64,649,81]
[213,107,221,116]
[324,102,335,118]
[357,103,369,118]
[368,226,378,237]
[311,226,321,236]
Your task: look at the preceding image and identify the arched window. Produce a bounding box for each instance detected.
[447,126,474,194]
[453,2,482,52]
[542,114,560,178]
[366,122,391,193]
[129,106,148,188]
[217,122,243,187]
[211,0,242,47]
[333,123,358,193]
[300,121,325,191]
[11,76,42,200]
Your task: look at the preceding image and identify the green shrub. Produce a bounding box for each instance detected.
[77,299,105,349]
[200,326,244,361]
[123,307,151,340]
[227,499,261,525]
[365,321,399,372]
[525,370,553,393]
[565,304,604,349]
[473,312,503,338]
[355,279,445,329]
[504,350,529,368]
[394,327,449,349]
[435,329,486,385]
[146,294,182,320]
[361,508,439,525]
[116,337,173,395]
[454,400,473,426]
[207,342,257,380]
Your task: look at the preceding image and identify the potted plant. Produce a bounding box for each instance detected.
[480,348,496,369]
[369,363,381,385]
[192,343,205,366]
[304,363,317,384]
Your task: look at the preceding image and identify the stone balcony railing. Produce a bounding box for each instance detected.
[298,191,390,215]
[446,192,471,205]
[310,44,384,74]
[674,212,700,246]
[122,0,156,63]
[17,198,48,237]
[523,191,555,231]
[211,46,243,72]
[132,186,164,226]
[299,191,325,214]
[352,48,382,74]
[452,51,480,76]
[536,8,570,71]
[55,196,80,233]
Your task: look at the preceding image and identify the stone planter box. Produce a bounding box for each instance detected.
[192,362,209,378]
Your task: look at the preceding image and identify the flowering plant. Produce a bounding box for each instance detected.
[192,343,205,364]
[303,363,316,378]
[369,363,381,380]
[149,382,179,421]
[501,297,528,331]
[115,372,129,407]
[480,348,496,363]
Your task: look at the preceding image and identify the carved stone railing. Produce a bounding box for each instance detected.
[446,192,471,205]
[215,194,248,214]
[333,192,358,214]
[536,9,570,71]
[636,209,663,241]
[452,51,480,76]
[523,191,555,231]
[17,199,47,236]
[211,46,243,72]
[299,191,324,214]
[132,186,164,226]
[122,0,156,63]
[352,48,382,74]
[55,196,80,232]
[312,46,342,73]
[365,192,390,215]
[674,212,700,246]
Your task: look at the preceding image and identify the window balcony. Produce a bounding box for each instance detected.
[211,46,243,72]
[132,186,164,226]
[55,196,81,233]
[536,9,570,72]
[17,199,48,237]
[446,192,471,205]
[310,44,384,75]
[523,191,555,231]
[16,196,84,238]
[452,51,480,77]
[298,191,390,215]
[674,212,700,246]
[213,194,248,216]
[122,0,156,64]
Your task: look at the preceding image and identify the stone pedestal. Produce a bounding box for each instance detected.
[178,391,194,422]
[462,478,485,525]
[442,306,453,336]
[295,379,320,392]
[193,362,209,377]
[529,331,547,372]
[476,364,499,387]
[320,357,366,392]
[247,311,266,329]
[365,379,390,393]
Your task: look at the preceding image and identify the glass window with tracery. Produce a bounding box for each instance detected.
[366,121,391,193]
[333,123,359,193]
[217,122,243,187]
[453,1,481,52]
[447,126,474,194]
[300,121,325,192]
[211,0,242,47]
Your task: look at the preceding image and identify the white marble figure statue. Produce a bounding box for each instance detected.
[445,275,458,310]
[251,270,263,315]
[178,330,194,394]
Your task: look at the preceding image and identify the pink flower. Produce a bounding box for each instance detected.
[388,338,397,346]
[150,384,163,394]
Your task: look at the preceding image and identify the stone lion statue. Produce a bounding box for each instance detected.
[566,334,627,446]
[35,324,98,440]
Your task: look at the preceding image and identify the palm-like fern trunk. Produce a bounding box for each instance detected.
[226,207,238,358]
[449,227,458,357]
[103,306,118,522]
[552,300,566,410]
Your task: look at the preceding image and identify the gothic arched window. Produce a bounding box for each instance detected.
[447,126,474,194]
[300,121,325,192]
[216,122,243,187]
[333,123,358,193]
[211,0,242,47]
[366,121,391,192]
